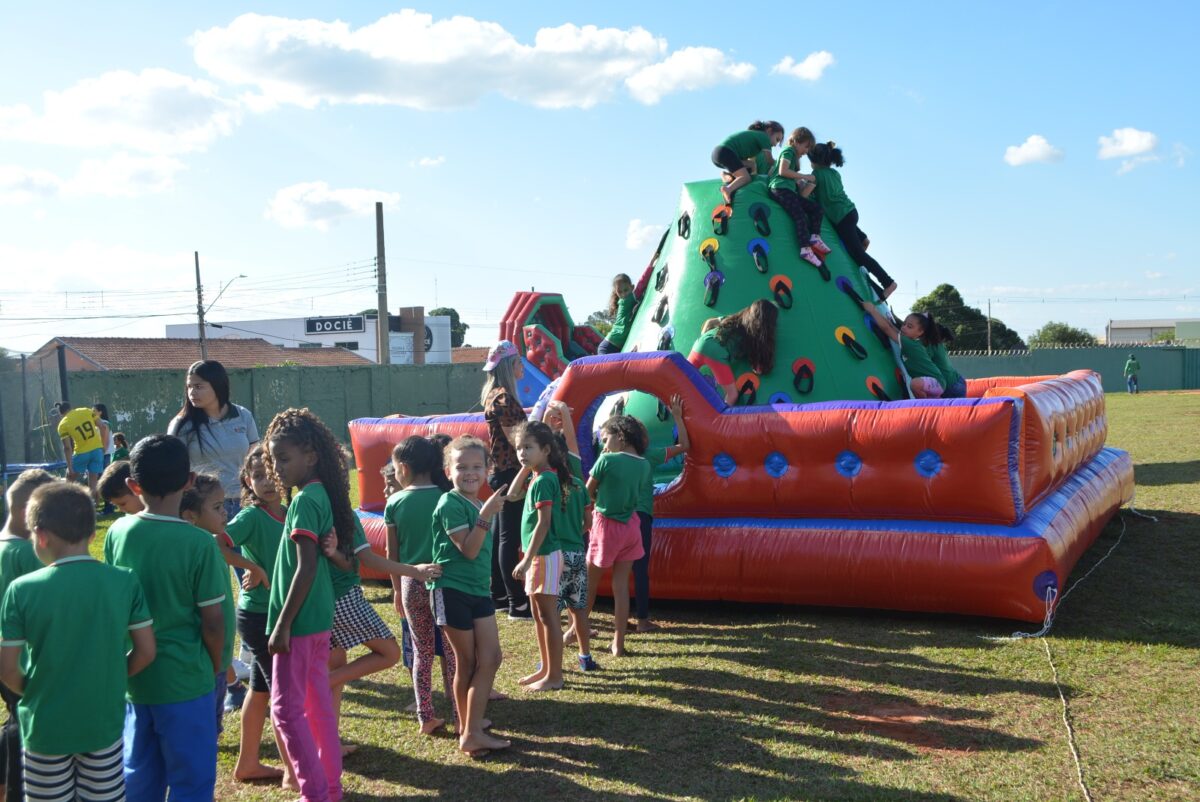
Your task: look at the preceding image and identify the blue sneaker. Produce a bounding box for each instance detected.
[223,682,246,713]
[578,654,602,672]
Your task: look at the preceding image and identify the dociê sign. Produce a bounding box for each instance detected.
[305,315,365,335]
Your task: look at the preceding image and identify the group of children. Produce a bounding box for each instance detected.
[0,387,695,799]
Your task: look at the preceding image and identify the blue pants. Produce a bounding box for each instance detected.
[1126,375,1138,393]
[124,691,217,802]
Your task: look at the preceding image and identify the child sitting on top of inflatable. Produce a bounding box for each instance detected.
[860,301,947,398]
[768,126,829,270]
[688,300,779,406]
[809,141,898,299]
[598,273,637,355]
[713,121,785,204]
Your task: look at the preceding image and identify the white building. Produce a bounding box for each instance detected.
[166,314,452,364]
[1105,318,1199,344]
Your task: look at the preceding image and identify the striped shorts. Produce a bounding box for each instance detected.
[524,550,563,597]
[23,738,124,801]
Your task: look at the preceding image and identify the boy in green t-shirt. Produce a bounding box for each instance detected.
[1124,354,1141,394]
[103,434,226,801]
[98,459,144,515]
[1,482,154,802]
[0,468,57,801]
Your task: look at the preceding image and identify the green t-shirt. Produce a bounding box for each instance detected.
[567,452,584,482]
[927,342,961,388]
[899,336,944,384]
[812,165,855,224]
[520,471,562,556]
[607,295,636,349]
[267,482,335,638]
[720,129,772,160]
[635,447,669,515]
[556,477,588,553]
[690,326,739,387]
[591,452,649,523]
[0,537,43,601]
[226,505,286,614]
[103,512,226,705]
[1124,358,1140,376]
[113,446,130,461]
[385,486,444,566]
[1,557,151,754]
[329,518,371,601]
[768,146,803,194]
[430,491,490,598]
[754,150,771,177]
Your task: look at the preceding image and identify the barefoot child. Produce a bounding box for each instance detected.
[713,121,785,204]
[1,482,155,802]
[103,434,227,800]
[431,436,510,756]
[225,445,293,785]
[263,408,348,802]
[386,436,456,734]
[597,274,636,355]
[585,416,651,657]
[509,421,574,691]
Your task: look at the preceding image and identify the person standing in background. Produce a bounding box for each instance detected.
[55,402,105,504]
[93,403,115,514]
[1124,353,1141,394]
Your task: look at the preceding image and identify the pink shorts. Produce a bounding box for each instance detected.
[587,513,644,568]
[910,376,945,398]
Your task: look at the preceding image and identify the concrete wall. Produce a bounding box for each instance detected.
[0,362,485,468]
[951,346,1200,393]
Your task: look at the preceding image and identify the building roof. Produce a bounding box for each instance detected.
[33,337,371,371]
[1107,318,1200,328]
[452,346,489,364]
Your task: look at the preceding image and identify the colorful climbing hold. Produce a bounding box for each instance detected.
[792,357,815,394]
[748,202,771,236]
[835,326,868,360]
[770,274,794,309]
[747,238,770,274]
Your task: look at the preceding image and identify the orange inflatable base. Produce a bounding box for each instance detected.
[357,447,1131,623]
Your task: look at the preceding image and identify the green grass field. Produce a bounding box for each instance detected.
[92,391,1200,801]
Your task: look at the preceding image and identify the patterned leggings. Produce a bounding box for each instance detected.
[401,576,456,724]
[769,187,823,246]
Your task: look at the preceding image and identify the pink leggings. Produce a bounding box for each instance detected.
[401,576,456,725]
[272,630,342,802]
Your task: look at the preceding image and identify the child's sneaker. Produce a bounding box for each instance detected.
[800,247,823,267]
[578,654,602,672]
[809,235,831,255]
[223,681,247,713]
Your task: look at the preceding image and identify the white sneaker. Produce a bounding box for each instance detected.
[800,247,823,267]
[232,658,252,683]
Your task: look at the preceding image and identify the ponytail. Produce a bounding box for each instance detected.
[749,119,785,137]
[808,141,845,168]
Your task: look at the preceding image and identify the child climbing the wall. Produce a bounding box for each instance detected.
[585,415,651,657]
[860,301,947,398]
[768,127,830,271]
[712,121,785,204]
[631,395,690,634]
[926,321,966,398]
[506,421,573,690]
[385,436,456,735]
[688,300,780,406]
[598,273,636,355]
[809,142,898,299]
[430,436,511,756]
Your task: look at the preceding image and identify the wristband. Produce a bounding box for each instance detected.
[477,517,493,530]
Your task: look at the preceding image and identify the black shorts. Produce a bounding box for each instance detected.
[236,609,272,693]
[711,145,747,175]
[431,587,494,631]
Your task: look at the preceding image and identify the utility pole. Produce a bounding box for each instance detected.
[375,202,390,365]
[987,298,993,355]
[194,251,208,360]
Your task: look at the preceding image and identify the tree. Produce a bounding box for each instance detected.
[428,307,469,348]
[910,284,1026,351]
[586,309,613,337]
[1029,321,1097,348]
[0,347,16,372]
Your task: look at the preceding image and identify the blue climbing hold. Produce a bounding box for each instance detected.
[765,451,789,478]
[714,452,737,478]
[835,450,862,478]
[768,392,791,405]
[914,449,943,478]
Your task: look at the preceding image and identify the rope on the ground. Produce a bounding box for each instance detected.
[1042,636,1094,802]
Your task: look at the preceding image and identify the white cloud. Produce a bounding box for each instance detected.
[1097,127,1158,159]
[1145,270,1165,280]
[1003,134,1063,166]
[0,153,186,203]
[770,51,835,81]
[413,156,445,168]
[625,218,659,250]
[625,47,754,105]
[192,11,746,110]
[0,68,239,155]
[0,165,62,204]
[264,181,400,231]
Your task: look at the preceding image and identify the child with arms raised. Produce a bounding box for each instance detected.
[104,434,227,801]
[598,273,637,355]
[508,421,574,690]
[430,436,510,756]
[1,482,155,802]
[860,302,947,398]
[585,415,652,657]
[688,300,779,406]
[385,436,456,734]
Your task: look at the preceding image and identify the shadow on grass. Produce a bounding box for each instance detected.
[1133,460,1200,486]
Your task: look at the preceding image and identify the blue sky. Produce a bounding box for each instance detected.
[1,1,1196,353]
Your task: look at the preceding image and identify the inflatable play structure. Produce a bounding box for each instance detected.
[348,178,1134,623]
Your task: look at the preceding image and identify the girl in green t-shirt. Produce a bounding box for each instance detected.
[687,300,780,406]
[712,120,785,204]
[597,273,637,355]
[768,126,830,270]
[808,141,897,299]
[860,301,948,398]
[925,321,965,398]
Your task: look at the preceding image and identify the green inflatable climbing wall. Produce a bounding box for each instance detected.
[617,176,908,459]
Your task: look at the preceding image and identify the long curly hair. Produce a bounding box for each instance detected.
[514,420,573,506]
[600,414,649,455]
[238,443,273,509]
[263,407,355,558]
[716,299,779,374]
